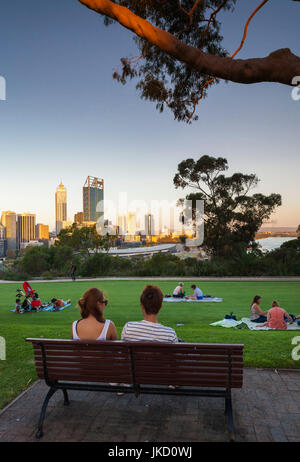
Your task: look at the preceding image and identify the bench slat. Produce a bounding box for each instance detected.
[28,339,244,390]
[34,360,242,373]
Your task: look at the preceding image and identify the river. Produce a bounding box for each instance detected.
[256,236,296,251]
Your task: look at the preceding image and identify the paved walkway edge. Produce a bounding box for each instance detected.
[0,381,39,417]
[1,277,300,283]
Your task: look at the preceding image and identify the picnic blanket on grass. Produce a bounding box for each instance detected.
[11,302,72,313]
[240,317,300,331]
[211,317,300,331]
[42,302,72,312]
[163,297,223,303]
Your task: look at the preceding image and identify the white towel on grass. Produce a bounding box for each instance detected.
[210,319,243,328]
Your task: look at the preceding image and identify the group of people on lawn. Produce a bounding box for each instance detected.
[172,282,204,300]
[250,295,300,329]
[71,285,300,346]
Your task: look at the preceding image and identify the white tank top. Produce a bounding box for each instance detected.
[72,319,111,341]
[250,304,259,321]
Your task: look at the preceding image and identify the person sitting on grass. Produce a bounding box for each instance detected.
[71,288,117,341]
[256,301,293,330]
[51,298,71,310]
[186,284,203,300]
[250,295,268,323]
[21,296,31,312]
[121,285,178,343]
[173,282,185,298]
[15,298,22,314]
[31,293,42,311]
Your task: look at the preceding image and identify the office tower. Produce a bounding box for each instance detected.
[145,214,155,236]
[127,213,137,236]
[17,213,36,247]
[0,223,7,257]
[35,224,49,240]
[55,182,67,235]
[170,206,175,234]
[1,211,17,250]
[74,212,84,224]
[83,176,104,223]
[117,215,127,235]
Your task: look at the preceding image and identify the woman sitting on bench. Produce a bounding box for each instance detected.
[71,288,118,341]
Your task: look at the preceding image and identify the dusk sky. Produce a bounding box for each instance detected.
[0,0,299,231]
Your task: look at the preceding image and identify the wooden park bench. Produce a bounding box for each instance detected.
[26,338,244,441]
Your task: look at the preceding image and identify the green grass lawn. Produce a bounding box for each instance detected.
[0,280,300,409]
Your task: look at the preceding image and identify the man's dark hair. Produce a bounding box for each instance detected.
[191,284,196,290]
[140,285,164,315]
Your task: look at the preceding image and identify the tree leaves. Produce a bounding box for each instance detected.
[174,155,282,256]
[107,0,236,122]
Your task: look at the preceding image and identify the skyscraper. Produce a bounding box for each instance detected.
[127,213,137,236]
[55,182,67,235]
[117,214,127,235]
[83,176,104,223]
[145,214,155,236]
[17,213,36,247]
[36,224,49,240]
[0,223,7,257]
[1,211,17,250]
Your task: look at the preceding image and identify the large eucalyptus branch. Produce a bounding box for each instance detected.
[79,0,300,86]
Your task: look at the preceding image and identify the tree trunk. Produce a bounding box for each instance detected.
[79,0,300,86]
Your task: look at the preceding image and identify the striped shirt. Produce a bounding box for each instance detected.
[121,320,178,343]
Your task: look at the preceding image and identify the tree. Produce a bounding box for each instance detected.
[173,155,282,256]
[78,0,300,122]
[55,223,112,256]
[21,246,52,276]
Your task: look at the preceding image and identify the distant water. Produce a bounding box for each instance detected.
[256,237,296,251]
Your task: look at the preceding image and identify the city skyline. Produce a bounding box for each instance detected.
[0,1,299,228]
[1,172,300,234]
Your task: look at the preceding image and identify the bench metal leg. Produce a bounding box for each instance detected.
[225,395,235,442]
[63,388,70,406]
[36,387,57,439]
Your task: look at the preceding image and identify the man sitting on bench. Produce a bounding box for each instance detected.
[121,285,178,343]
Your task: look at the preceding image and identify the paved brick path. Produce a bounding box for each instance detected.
[0,368,299,442]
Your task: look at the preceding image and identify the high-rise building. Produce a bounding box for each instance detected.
[1,211,17,250]
[0,223,7,257]
[35,224,49,240]
[17,213,36,247]
[145,214,155,236]
[127,213,137,236]
[74,212,84,224]
[55,182,67,235]
[83,176,104,223]
[117,215,127,235]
